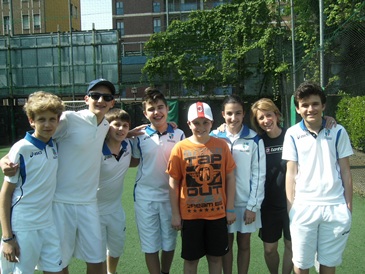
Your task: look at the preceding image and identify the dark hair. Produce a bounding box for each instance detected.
[142,87,167,110]
[294,81,326,107]
[105,108,131,126]
[221,94,245,112]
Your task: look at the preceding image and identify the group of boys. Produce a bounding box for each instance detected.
[0,80,353,274]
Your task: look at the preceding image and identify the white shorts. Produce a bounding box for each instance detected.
[289,203,351,269]
[3,226,63,273]
[53,202,103,266]
[134,200,177,253]
[227,206,261,234]
[100,207,126,258]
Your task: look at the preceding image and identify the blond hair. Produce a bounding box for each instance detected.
[23,91,64,120]
[250,98,282,135]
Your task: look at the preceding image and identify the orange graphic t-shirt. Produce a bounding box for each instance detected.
[167,137,236,220]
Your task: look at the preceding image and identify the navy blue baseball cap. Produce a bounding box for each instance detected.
[87,79,116,95]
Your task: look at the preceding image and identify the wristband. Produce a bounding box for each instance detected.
[2,234,15,243]
[226,209,235,213]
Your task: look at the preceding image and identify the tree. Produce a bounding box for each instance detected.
[292,0,365,92]
[142,0,288,96]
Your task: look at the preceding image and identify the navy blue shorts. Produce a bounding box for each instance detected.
[181,217,229,261]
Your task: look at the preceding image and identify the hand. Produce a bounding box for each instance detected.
[226,212,236,225]
[168,121,178,129]
[217,123,226,132]
[171,214,182,231]
[324,116,337,129]
[244,210,256,225]
[0,156,18,177]
[127,124,147,138]
[2,240,20,262]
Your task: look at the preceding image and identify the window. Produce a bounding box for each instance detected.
[117,20,124,36]
[153,2,160,13]
[3,16,10,33]
[33,14,40,29]
[116,2,124,15]
[22,15,30,29]
[153,18,161,33]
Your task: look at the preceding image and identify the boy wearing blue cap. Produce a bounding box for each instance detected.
[1,78,116,274]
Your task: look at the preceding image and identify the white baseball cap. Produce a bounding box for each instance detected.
[188,102,213,122]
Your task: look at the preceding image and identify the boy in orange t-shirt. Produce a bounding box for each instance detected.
[167,102,236,274]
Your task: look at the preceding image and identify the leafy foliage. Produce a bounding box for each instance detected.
[337,96,365,151]
[143,0,287,95]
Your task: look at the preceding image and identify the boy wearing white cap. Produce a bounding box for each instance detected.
[167,102,236,274]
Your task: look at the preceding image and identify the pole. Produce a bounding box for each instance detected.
[68,0,75,100]
[319,0,325,87]
[290,0,297,126]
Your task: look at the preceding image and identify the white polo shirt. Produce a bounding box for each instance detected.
[132,124,185,202]
[5,132,58,231]
[282,119,353,205]
[211,125,266,212]
[53,109,109,204]
[97,139,132,215]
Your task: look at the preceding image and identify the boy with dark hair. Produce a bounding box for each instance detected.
[167,102,236,274]
[98,109,133,274]
[0,91,64,274]
[283,81,353,274]
[131,87,185,274]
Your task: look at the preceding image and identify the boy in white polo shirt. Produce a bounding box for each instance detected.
[0,91,64,274]
[282,81,353,274]
[97,109,133,274]
[131,87,185,274]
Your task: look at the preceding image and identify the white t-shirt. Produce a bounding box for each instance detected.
[53,109,109,204]
[282,120,353,205]
[132,124,185,202]
[97,139,132,215]
[5,132,58,231]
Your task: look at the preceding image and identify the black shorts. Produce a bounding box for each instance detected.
[181,217,228,261]
[259,207,291,243]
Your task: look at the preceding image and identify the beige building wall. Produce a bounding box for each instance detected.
[0,0,80,35]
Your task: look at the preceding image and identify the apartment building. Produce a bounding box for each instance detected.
[112,0,227,54]
[1,0,81,35]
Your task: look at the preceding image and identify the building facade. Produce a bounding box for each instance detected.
[112,0,227,54]
[1,0,81,35]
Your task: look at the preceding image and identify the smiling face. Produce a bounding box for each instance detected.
[29,110,60,143]
[296,94,325,130]
[85,85,115,124]
[256,109,280,136]
[107,118,130,143]
[188,117,213,143]
[222,102,244,135]
[143,99,168,131]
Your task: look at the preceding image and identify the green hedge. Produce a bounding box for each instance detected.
[336,96,365,151]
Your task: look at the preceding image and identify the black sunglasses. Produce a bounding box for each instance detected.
[88,93,114,102]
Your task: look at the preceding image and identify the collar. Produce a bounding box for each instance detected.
[215,124,250,139]
[145,123,174,137]
[299,118,326,138]
[102,140,128,156]
[24,131,54,150]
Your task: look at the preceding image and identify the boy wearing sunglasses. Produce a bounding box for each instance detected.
[1,78,115,274]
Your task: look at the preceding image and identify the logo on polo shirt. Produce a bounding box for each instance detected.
[30,150,43,158]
